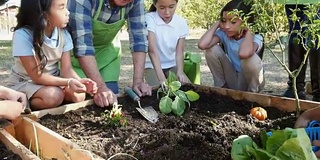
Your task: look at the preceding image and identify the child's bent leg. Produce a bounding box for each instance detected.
[30,86,65,110]
[205,45,237,89]
[241,54,265,92]
[64,87,86,103]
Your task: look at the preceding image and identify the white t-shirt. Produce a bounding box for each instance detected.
[12,27,73,57]
[145,12,189,69]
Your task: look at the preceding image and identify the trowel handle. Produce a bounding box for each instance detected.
[124,87,140,102]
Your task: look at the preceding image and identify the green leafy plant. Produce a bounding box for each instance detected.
[231,128,317,160]
[157,72,200,116]
[101,103,127,127]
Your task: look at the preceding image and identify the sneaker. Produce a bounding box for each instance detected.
[283,88,306,100]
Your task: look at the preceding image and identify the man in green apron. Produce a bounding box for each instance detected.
[274,0,320,102]
[68,0,151,107]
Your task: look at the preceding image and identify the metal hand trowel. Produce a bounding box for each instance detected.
[124,87,158,123]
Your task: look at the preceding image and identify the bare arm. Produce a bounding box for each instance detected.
[20,56,69,86]
[176,38,186,75]
[148,31,166,83]
[238,30,258,59]
[60,51,81,80]
[198,21,221,50]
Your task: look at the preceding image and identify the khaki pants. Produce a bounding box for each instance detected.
[205,45,265,93]
[144,67,177,86]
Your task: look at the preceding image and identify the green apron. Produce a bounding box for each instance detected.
[71,0,126,82]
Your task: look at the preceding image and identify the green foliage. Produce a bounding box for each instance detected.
[157,71,200,116]
[231,128,317,160]
[101,103,127,127]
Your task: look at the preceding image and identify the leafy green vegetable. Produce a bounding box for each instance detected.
[231,128,317,160]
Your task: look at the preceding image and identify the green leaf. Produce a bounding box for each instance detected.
[172,96,186,116]
[260,130,268,149]
[266,128,294,155]
[246,145,280,160]
[169,81,181,92]
[159,96,172,114]
[231,135,253,160]
[275,128,317,160]
[185,90,200,102]
[189,53,201,63]
[176,90,190,106]
[166,71,178,84]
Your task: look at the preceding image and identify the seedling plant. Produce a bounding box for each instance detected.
[101,103,127,127]
[157,72,200,116]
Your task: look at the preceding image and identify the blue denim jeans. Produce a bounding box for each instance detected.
[105,81,119,94]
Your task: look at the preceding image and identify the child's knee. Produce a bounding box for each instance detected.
[205,45,224,60]
[241,54,263,73]
[71,93,86,103]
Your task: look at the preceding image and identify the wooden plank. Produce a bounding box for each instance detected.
[32,100,94,118]
[14,117,103,160]
[0,128,39,160]
[193,85,320,112]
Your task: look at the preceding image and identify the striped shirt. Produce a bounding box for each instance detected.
[68,0,148,57]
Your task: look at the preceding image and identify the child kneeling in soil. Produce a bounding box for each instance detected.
[198,0,264,93]
[7,0,97,111]
[144,0,191,87]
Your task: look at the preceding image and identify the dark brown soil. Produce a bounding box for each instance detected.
[0,142,22,160]
[39,86,296,160]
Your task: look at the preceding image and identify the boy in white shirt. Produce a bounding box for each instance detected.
[145,0,190,86]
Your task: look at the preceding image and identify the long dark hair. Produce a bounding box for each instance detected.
[14,0,52,71]
[220,0,254,24]
[149,0,179,12]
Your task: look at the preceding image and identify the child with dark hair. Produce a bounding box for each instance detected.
[144,0,190,86]
[7,0,97,110]
[198,0,264,93]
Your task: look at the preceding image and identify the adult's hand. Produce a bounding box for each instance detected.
[132,79,152,97]
[0,101,24,120]
[93,85,117,107]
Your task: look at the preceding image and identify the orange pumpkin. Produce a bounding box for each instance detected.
[250,107,267,121]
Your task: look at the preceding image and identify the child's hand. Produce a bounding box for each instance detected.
[177,72,191,84]
[68,78,86,93]
[79,78,97,96]
[3,87,27,108]
[294,114,310,128]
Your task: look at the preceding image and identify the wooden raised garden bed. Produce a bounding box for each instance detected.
[1,84,320,159]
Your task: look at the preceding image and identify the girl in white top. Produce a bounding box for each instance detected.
[8,0,97,110]
[145,0,190,86]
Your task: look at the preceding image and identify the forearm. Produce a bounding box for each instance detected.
[301,106,320,121]
[132,52,146,81]
[239,31,255,59]
[33,73,70,86]
[0,105,6,117]
[149,52,166,82]
[198,22,220,50]
[61,67,81,80]
[77,56,105,87]
[0,86,9,99]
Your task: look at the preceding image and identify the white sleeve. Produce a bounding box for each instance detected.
[146,13,156,33]
[62,29,74,52]
[179,18,189,38]
[254,34,263,53]
[12,29,34,57]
